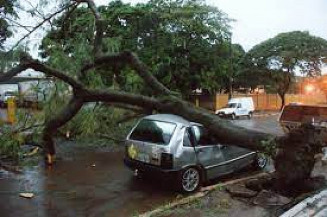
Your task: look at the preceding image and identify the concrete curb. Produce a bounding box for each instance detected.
[280,189,327,217]
[253,113,279,118]
[138,172,267,217]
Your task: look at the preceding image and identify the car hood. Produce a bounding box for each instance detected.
[216,108,235,114]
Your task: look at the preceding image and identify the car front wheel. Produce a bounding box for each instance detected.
[231,113,236,120]
[179,167,201,193]
[254,153,267,170]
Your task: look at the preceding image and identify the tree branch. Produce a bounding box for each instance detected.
[0,56,85,91]
[60,2,80,36]
[102,102,148,113]
[82,0,104,57]
[81,88,273,152]
[9,2,76,51]
[81,51,172,95]
[43,95,84,162]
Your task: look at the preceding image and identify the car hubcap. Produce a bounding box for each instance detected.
[257,155,267,168]
[182,168,200,192]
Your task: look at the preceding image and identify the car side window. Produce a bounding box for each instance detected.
[183,128,192,147]
[192,126,216,146]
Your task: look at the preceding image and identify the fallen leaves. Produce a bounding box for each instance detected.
[19,193,34,199]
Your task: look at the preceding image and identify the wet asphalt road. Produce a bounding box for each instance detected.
[0,113,283,217]
[232,114,284,136]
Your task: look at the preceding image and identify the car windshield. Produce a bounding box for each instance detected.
[129,119,176,145]
[226,103,238,108]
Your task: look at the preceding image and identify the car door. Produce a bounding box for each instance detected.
[237,103,248,116]
[191,125,228,180]
[220,145,256,172]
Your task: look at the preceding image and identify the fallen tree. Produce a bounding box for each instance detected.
[0,0,326,193]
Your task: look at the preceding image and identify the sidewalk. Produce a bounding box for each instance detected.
[280,189,327,217]
[253,110,280,118]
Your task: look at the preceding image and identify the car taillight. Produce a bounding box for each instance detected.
[161,153,173,169]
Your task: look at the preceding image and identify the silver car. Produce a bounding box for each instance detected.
[124,114,267,193]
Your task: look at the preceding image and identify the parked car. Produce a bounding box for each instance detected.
[279,104,327,133]
[124,114,267,193]
[215,97,255,119]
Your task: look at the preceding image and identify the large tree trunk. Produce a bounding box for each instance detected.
[43,96,84,164]
[278,91,286,110]
[273,125,321,193]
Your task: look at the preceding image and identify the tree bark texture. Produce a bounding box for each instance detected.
[42,96,84,164]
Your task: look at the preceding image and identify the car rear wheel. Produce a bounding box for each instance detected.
[248,112,253,119]
[179,167,201,193]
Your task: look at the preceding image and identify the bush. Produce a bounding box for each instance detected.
[60,104,138,145]
[0,127,24,160]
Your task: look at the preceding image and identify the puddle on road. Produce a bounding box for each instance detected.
[0,147,178,217]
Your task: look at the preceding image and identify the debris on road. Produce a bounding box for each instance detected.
[23,147,39,157]
[226,184,258,198]
[19,193,34,199]
[252,190,292,206]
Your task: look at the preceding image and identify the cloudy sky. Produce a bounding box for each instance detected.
[208,0,327,51]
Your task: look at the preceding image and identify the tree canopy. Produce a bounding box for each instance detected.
[242,31,327,107]
[40,0,233,95]
[0,0,17,48]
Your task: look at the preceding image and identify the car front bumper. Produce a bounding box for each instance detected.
[217,112,232,117]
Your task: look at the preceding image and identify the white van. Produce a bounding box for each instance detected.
[215,97,255,119]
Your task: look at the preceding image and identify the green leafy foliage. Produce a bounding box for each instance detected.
[241,31,327,106]
[0,0,17,47]
[60,105,137,146]
[0,127,22,160]
[40,0,233,95]
[0,108,44,160]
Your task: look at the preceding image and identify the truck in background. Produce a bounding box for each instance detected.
[18,80,53,108]
[279,104,327,133]
[0,84,19,107]
[215,97,255,120]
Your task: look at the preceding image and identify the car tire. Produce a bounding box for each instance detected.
[178,167,201,193]
[248,112,253,119]
[253,153,267,170]
[231,113,236,120]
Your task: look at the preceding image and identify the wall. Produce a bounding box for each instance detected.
[214,93,327,111]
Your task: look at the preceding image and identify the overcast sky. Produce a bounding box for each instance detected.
[208,0,327,51]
